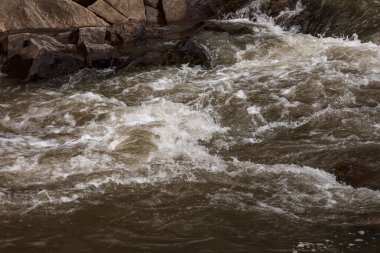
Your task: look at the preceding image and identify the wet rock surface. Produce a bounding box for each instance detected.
[269,0,380,44]
[0,0,255,81]
[0,20,217,81]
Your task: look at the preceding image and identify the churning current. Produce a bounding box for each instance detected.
[1,4,380,253]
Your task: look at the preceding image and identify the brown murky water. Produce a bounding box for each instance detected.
[1,6,380,253]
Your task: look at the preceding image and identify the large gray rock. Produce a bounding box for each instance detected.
[104,0,146,20]
[88,0,128,24]
[2,33,84,80]
[0,0,108,32]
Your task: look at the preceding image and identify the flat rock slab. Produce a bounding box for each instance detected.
[104,0,146,20]
[74,27,107,45]
[0,0,108,32]
[88,0,128,24]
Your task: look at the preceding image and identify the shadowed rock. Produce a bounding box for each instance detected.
[182,20,253,37]
[106,20,146,46]
[269,0,380,44]
[127,39,210,68]
[78,42,128,68]
[144,0,160,8]
[2,33,84,81]
[145,5,161,24]
[72,0,97,7]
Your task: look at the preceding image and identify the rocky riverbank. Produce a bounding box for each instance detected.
[1,0,380,81]
[0,0,254,81]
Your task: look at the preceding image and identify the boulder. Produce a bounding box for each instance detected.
[88,0,128,24]
[268,0,380,44]
[2,33,84,80]
[269,0,298,16]
[144,0,160,8]
[0,0,107,32]
[78,42,128,68]
[145,6,160,24]
[106,20,146,46]
[128,39,209,68]
[183,20,253,36]
[168,39,210,66]
[54,31,74,44]
[162,0,188,23]
[211,0,250,18]
[128,51,168,68]
[334,161,380,190]
[186,0,216,20]
[369,32,380,45]
[71,27,107,46]
[104,0,146,20]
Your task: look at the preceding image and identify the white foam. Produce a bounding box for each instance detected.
[247,105,261,115]
[148,77,175,91]
[235,90,247,99]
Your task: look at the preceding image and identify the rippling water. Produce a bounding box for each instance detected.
[1,5,380,253]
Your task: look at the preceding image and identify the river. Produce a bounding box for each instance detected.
[0,2,380,252]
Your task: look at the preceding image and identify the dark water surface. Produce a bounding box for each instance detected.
[1,3,380,253]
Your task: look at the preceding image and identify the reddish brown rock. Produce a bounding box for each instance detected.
[0,0,107,32]
[104,0,146,20]
[88,0,128,24]
[71,27,107,46]
[162,0,188,23]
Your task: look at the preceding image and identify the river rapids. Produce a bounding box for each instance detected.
[1,2,380,252]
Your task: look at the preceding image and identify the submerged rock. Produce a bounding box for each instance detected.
[168,39,210,66]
